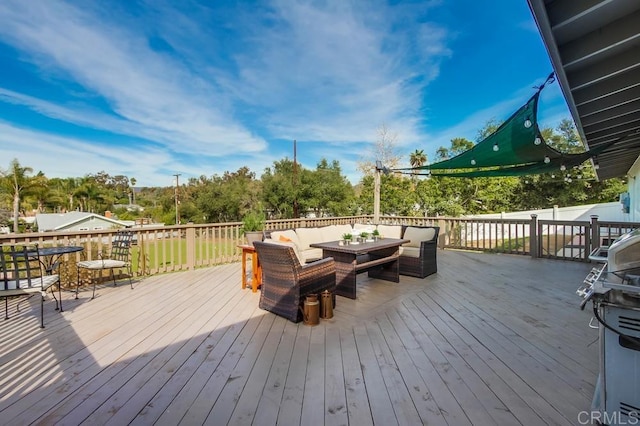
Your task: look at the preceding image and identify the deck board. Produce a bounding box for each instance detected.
[0,250,598,425]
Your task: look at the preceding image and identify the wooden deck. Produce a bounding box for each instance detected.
[1,250,598,425]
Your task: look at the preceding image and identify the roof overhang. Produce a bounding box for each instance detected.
[527,0,640,180]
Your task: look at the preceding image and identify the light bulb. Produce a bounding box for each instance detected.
[493,143,499,151]
[544,156,550,164]
[560,164,566,171]
[534,137,541,145]
[567,178,572,183]
[471,159,476,165]
[524,119,532,128]
[551,174,555,178]
[577,174,582,179]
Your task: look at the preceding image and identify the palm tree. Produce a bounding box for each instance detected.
[27,172,51,213]
[75,178,104,213]
[60,177,80,211]
[409,149,428,175]
[130,177,137,205]
[0,159,44,232]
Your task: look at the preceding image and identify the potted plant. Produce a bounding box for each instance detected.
[241,210,265,245]
[360,231,370,243]
[342,233,353,245]
[372,229,381,241]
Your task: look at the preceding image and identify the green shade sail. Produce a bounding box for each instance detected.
[395,73,615,178]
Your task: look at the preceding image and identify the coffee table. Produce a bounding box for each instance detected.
[310,238,408,299]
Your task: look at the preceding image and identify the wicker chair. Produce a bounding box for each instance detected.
[253,241,336,323]
[399,225,439,278]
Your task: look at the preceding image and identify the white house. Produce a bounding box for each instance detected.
[35,212,129,232]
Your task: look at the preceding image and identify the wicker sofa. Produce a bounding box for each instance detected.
[253,241,336,322]
[265,223,439,279]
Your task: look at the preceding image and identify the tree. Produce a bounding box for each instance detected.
[261,159,300,219]
[409,149,427,177]
[194,167,260,223]
[130,177,137,205]
[305,159,354,217]
[0,159,45,232]
[49,177,81,212]
[75,177,105,213]
[358,173,416,216]
[435,138,475,160]
[26,172,51,213]
[357,124,402,176]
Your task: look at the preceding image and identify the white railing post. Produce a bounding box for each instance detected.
[186,226,196,270]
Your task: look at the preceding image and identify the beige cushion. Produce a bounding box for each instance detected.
[270,230,301,250]
[264,239,304,265]
[295,227,324,250]
[320,224,353,242]
[376,224,402,239]
[400,246,420,258]
[301,248,323,263]
[403,226,436,248]
[78,259,127,269]
[1,274,59,294]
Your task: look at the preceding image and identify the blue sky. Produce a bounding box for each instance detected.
[0,0,570,187]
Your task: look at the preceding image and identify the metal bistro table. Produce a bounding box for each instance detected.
[310,238,408,299]
[36,245,84,274]
[18,244,84,313]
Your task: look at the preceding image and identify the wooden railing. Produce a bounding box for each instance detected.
[3,215,639,278]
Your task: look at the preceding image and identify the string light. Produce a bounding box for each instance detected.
[471,159,476,165]
[524,118,532,128]
[493,143,499,151]
[544,156,550,164]
[560,164,566,171]
[534,137,541,145]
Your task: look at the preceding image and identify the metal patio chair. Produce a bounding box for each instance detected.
[1,243,62,328]
[76,230,134,299]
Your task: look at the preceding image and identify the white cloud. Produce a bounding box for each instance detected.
[0,0,461,186]
[0,122,172,186]
[0,0,267,156]
[214,0,452,144]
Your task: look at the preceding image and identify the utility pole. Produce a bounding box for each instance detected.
[293,140,299,218]
[374,161,385,224]
[173,173,181,225]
